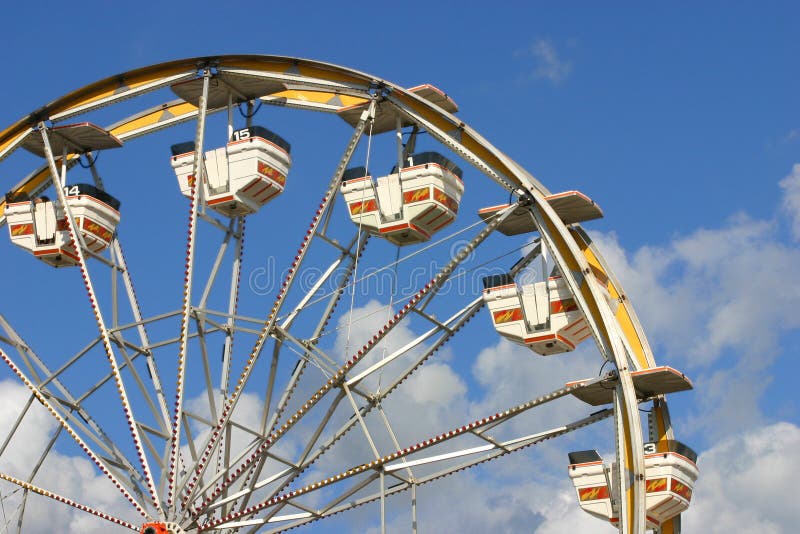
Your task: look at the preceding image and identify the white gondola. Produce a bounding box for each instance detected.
[5,184,121,267]
[170,126,291,217]
[568,442,698,530]
[340,152,464,246]
[482,270,615,355]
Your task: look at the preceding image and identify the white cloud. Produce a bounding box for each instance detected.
[779,163,800,241]
[588,183,800,440]
[359,471,593,534]
[782,129,800,144]
[580,165,800,439]
[517,39,573,85]
[591,216,800,368]
[322,300,470,453]
[469,338,601,438]
[316,301,616,533]
[0,380,135,533]
[682,422,800,533]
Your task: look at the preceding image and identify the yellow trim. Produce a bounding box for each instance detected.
[660,519,677,534]
[391,92,520,187]
[538,215,612,352]
[61,65,194,116]
[222,59,366,85]
[570,229,650,370]
[111,102,198,138]
[0,162,72,219]
[0,55,375,154]
[269,89,367,107]
[537,210,644,532]
[0,131,26,158]
[620,395,636,530]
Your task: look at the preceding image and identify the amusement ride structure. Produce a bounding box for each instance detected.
[0,56,696,533]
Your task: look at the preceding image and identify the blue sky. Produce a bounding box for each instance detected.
[0,2,798,532]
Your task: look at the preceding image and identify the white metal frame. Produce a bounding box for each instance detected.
[0,56,686,534]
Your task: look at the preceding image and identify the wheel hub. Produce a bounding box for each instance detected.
[140,523,186,534]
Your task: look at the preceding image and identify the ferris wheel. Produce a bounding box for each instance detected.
[0,56,698,533]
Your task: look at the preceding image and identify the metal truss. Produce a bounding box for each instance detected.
[0,56,678,534]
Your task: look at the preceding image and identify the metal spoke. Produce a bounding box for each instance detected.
[39,125,162,518]
[202,379,606,530]
[166,68,211,511]
[191,203,523,517]
[0,346,149,518]
[0,472,138,531]
[179,97,378,508]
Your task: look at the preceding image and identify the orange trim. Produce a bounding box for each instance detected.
[478,203,510,214]
[208,195,235,206]
[257,161,286,185]
[644,450,698,468]
[578,485,609,501]
[380,222,411,233]
[493,308,523,324]
[81,217,113,242]
[242,178,262,193]
[342,175,371,183]
[249,183,273,200]
[349,199,377,215]
[568,460,604,468]
[633,366,679,377]
[575,330,593,342]
[33,247,79,262]
[646,477,668,493]
[564,318,586,335]
[9,223,33,236]
[66,193,121,216]
[403,187,430,204]
[408,83,447,98]
[551,298,579,314]
[425,209,448,227]
[430,213,455,232]
[670,479,692,501]
[544,190,591,202]
[261,188,281,203]
[380,222,430,239]
[569,325,591,338]
[415,204,439,223]
[433,187,459,212]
